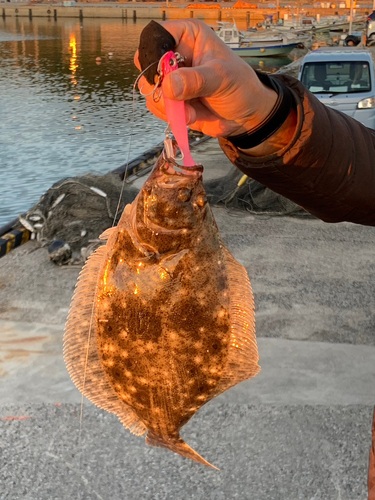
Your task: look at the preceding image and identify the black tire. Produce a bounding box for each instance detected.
[344,35,360,46]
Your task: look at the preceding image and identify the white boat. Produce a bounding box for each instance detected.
[272,14,363,34]
[216,22,301,57]
[267,28,312,47]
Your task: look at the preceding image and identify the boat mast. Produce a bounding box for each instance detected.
[349,0,354,35]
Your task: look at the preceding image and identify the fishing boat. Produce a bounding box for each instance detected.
[272,14,363,34]
[216,22,301,57]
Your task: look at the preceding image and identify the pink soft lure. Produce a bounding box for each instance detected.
[160,51,195,167]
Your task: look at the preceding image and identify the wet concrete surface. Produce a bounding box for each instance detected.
[1,207,374,345]
[0,321,375,406]
[0,140,374,499]
[0,320,374,407]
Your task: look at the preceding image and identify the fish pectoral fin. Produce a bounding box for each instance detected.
[159,249,189,275]
[145,432,219,470]
[99,226,116,240]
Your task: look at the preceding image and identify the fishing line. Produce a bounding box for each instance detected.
[78,58,160,464]
[78,297,96,467]
[112,59,160,227]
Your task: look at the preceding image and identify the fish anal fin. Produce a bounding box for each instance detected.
[63,244,147,437]
[213,246,260,395]
[146,432,219,470]
[119,413,147,437]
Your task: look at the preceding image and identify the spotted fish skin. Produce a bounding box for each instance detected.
[98,178,230,431]
[64,152,259,469]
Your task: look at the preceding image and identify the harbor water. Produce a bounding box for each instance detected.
[0,17,304,226]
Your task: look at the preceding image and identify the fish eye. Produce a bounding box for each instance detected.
[178,188,192,202]
[143,185,152,196]
[196,194,207,207]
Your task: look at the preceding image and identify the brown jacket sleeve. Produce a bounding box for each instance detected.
[219,74,375,226]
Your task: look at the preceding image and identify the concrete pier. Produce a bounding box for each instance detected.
[0,4,260,22]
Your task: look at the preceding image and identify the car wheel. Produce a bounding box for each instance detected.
[344,35,360,46]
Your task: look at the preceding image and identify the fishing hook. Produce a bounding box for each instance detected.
[133,60,160,96]
[163,125,185,164]
[139,75,162,98]
[137,52,186,100]
[152,86,162,103]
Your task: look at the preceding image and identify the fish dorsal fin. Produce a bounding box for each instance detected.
[99,227,116,241]
[63,244,147,436]
[211,246,260,396]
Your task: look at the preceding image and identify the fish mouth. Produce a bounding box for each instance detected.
[137,149,205,236]
[157,157,203,183]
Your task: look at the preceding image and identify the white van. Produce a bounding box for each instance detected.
[366,10,375,45]
[298,48,375,129]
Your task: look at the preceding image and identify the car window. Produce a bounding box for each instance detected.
[301,61,371,94]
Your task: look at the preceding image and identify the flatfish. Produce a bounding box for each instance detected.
[64,152,260,469]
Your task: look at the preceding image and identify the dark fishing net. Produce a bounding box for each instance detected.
[23,172,138,257]
[204,163,310,217]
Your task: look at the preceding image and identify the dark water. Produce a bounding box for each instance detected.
[0,17,300,226]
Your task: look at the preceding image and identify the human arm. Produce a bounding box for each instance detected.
[135,19,375,226]
[220,74,375,226]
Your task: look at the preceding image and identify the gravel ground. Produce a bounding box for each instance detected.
[0,404,373,500]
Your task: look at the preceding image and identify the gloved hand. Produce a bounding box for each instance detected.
[134,19,278,139]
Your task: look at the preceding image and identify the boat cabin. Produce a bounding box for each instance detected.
[216,23,241,48]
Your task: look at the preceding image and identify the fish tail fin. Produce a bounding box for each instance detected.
[145,432,219,470]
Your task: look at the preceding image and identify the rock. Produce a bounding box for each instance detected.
[48,240,72,266]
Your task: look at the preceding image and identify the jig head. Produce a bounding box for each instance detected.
[159,51,195,168]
